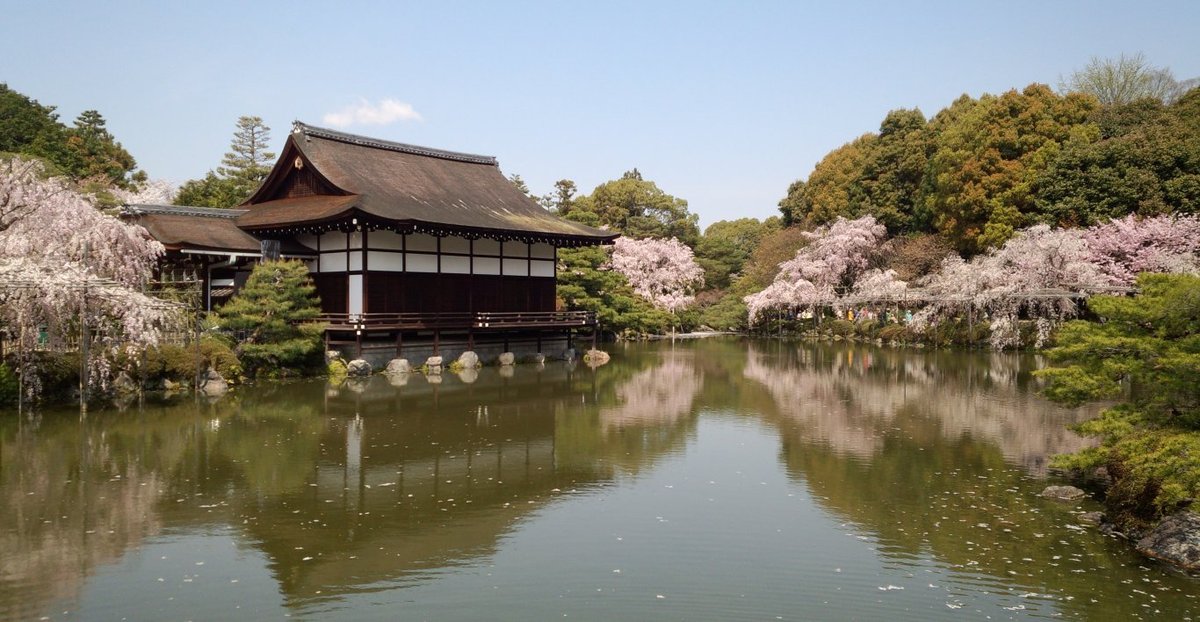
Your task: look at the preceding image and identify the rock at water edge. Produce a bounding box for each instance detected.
[456,351,481,369]
[346,359,373,377]
[385,358,411,374]
[1136,512,1200,570]
[200,368,228,396]
[583,349,611,367]
[1041,485,1086,501]
[498,352,515,366]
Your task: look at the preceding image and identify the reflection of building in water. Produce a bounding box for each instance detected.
[743,343,1097,472]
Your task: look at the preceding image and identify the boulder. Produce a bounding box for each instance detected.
[456,351,481,369]
[530,353,546,364]
[424,356,443,374]
[325,350,342,364]
[385,358,412,375]
[162,378,181,391]
[346,359,373,377]
[583,349,611,367]
[1135,511,1200,570]
[200,368,228,396]
[1078,511,1104,524]
[1041,485,1087,501]
[112,372,138,395]
[498,352,516,366]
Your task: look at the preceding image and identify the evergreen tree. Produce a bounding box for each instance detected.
[1039,273,1200,523]
[565,172,699,246]
[64,109,144,190]
[218,115,275,187]
[215,260,325,376]
[0,85,142,190]
[175,115,274,208]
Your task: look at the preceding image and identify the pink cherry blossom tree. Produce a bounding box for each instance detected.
[609,236,705,315]
[744,216,889,322]
[916,224,1114,348]
[1082,213,1200,285]
[0,156,178,402]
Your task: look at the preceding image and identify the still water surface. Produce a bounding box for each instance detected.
[2,339,1197,620]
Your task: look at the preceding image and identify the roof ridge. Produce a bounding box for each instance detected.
[124,204,247,219]
[292,121,498,166]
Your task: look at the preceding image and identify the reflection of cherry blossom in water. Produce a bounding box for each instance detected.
[0,428,165,620]
[601,351,700,431]
[742,345,1095,472]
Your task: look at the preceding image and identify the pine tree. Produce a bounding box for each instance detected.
[216,260,324,376]
[218,115,274,188]
[175,115,274,208]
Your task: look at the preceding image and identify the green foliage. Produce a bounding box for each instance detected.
[1041,273,1200,417]
[0,84,142,190]
[698,226,811,331]
[216,260,325,376]
[174,171,246,208]
[1034,93,1200,224]
[142,336,243,382]
[695,217,780,290]
[63,110,144,190]
[697,292,751,331]
[923,84,1097,253]
[1041,273,1200,521]
[564,170,700,246]
[778,109,932,234]
[0,83,70,173]
[556,246,674,337]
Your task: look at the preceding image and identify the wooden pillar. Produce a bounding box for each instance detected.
[395,330,403,357]
[433,329,440,355]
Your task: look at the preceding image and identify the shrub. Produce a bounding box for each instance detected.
[142,337,242,382]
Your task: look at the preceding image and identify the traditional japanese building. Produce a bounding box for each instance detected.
[128,122,617,362]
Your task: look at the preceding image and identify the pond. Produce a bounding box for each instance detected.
[1,338,1197,620]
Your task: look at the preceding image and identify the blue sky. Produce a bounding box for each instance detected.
[2,1,1197,227]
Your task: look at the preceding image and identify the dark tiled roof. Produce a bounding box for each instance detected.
[234,195,359,229]
[124,204,261,253]
[123,204,314,256]
[237,122,618,245]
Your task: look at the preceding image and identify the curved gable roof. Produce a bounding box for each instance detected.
[237,122,617,246]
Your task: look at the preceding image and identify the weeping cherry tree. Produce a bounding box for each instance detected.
[0,156,179,402]
[744,215,889,323]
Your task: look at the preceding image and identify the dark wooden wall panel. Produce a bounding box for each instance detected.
[359,272,557,314]
[312,273,347,314]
